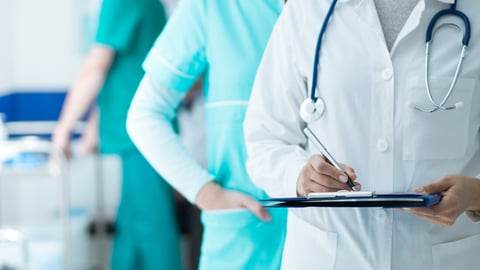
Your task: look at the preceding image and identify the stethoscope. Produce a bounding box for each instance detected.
[300,0,471,122]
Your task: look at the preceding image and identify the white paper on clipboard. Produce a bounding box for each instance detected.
[308,191,374,198]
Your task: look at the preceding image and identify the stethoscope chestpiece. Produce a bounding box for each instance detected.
[300,98,325,122]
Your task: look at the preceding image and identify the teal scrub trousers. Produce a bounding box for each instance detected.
[111,150,183,270]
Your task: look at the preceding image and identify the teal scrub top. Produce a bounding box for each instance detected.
[96,0,167,154]
[143,0,283,200]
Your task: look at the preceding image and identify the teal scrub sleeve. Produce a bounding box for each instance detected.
[127,75,214,203]
[143,0,207,93]
[95,0,144,51]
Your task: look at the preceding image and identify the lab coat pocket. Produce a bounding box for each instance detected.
[432,233,480,270]
[402,76,476,160]
[281,213,337,270]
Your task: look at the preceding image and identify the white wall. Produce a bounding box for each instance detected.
[0,0,14,93]
[0,0,100,93]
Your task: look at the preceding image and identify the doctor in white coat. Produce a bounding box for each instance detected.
[244,0,480,269]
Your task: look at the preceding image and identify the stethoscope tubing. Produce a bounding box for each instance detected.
[419,2,470,112]
[425,4,470,46]
[419,43,466,112]
[310,0,338,101]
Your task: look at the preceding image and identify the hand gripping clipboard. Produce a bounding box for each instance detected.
[261,191,442,208]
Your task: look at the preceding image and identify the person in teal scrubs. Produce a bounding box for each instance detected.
[52,0,182,269]
[126,0,287,269]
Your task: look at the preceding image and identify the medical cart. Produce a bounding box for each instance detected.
[0,137,70,270]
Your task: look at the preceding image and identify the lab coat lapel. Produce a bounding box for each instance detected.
[391,0,453,54]
[349,0,384,37]
[390,0,426,54]
[348,0,389,53]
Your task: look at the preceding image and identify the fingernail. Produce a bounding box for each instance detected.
[339,175,348,183]
[354,184,361,191]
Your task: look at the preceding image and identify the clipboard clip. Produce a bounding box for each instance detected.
[307,190,374,198]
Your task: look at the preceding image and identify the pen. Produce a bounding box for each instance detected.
[303,127,358,191]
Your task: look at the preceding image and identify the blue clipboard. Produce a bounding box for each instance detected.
[261,192,442,208]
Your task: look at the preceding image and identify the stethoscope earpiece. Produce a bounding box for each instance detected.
[407,100,465,112]
[300,98,325,122]
[407,100,416,109]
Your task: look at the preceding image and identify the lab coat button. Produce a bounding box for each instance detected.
[382,69,393,80]
[376,139,388,152]
[376,210,387,222]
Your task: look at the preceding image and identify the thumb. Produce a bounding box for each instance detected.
[239,195,272,222]
[415,179,451,194]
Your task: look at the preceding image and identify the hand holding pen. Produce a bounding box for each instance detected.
[296,127,360,197]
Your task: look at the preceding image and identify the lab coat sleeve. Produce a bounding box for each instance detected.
[244,3,310,198]
[126,75,214,203]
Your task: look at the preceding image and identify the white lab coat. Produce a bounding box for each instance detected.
[244,0,480,269]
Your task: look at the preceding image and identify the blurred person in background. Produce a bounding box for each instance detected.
[52,0,182,269]
[75,108,99,155]
[126,0,287,269]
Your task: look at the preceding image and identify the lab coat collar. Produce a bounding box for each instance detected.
[340,0,454,53]
[391,0,426,54]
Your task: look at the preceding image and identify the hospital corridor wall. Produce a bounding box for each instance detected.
[0,0,200,269]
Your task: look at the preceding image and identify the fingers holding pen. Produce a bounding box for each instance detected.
[312,155,360,190]
[297,155,360,196]
[311,155,356,183]
[341,164,361,191]
[341,163,357,180]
